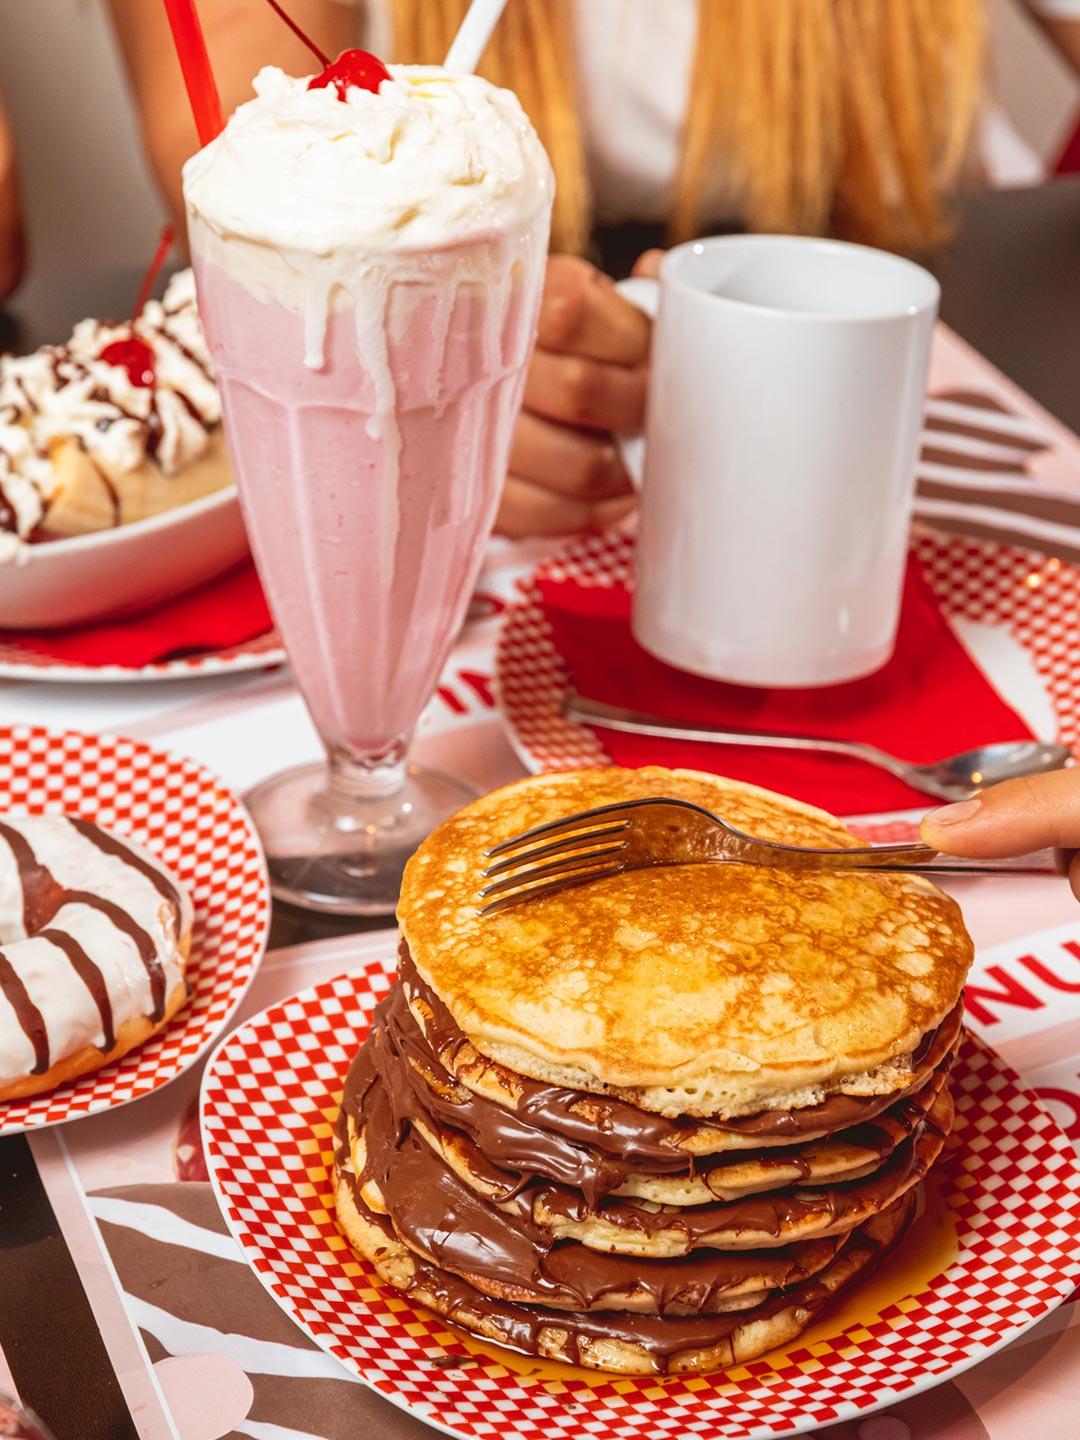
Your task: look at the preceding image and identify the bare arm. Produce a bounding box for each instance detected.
[0,91,25,301]
[106,0,354,229]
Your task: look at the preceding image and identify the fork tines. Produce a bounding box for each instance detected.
[484,801,637,858]
[478,805,635,916]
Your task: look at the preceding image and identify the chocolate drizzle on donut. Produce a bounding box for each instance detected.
[38,928,115,1052]
[0,819,181,1069]
[69,818,182,918]
[0,951,49,1073]
[0,821,65,930]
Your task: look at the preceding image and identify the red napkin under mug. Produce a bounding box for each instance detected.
[537,551,1037,815]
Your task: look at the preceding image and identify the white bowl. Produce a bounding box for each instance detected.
[0,488,250,630]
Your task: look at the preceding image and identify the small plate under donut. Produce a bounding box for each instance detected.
[0,724,270,1135]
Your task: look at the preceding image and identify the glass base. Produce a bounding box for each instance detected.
[244,760,477,916]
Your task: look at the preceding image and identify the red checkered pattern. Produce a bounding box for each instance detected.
[0,725,270,1134]
[911,531,1080,751]
[0,631,285,683]
[497,528,1077,796]
[202,966,1080,1440]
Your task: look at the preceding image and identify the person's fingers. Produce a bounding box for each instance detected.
[496,476,636,540]
[920,768,1080,857]
[536,255,652,366]
[632,248,665,279]
[508,412,633,502]
[523,348,648,433]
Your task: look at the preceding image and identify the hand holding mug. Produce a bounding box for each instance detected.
[498,255,648,538]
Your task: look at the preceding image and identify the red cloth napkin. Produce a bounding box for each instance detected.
[538,552,1037,815]
[4,561,273,667]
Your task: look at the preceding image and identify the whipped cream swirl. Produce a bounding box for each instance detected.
[183,65,553,255]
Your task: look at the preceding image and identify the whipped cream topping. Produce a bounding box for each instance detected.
[0,420,50,562]
[0,270,221,552]
[183,65,553,255]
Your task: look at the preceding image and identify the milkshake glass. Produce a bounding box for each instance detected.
[183,63,552,913]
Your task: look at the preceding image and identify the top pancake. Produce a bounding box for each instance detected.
[398,768,973,1117]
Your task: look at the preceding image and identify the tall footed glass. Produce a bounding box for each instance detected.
[184,64,552,913]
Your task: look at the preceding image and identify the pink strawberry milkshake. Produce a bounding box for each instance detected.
[181,61,552,911]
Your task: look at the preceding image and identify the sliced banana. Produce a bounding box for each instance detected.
[40,431,233,539]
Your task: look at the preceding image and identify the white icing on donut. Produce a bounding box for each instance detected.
[0,816,192,1089]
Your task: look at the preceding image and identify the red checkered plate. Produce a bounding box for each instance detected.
[201,958,1080,1440]
[0,631,286,683]
[496,528,1071,778]
[0,725,270,1134]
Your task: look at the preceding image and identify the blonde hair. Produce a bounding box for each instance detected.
[390,0,984,255]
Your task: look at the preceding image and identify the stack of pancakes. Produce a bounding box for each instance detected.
[335,768,973,1376]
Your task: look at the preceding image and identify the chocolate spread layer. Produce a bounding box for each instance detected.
[342,1171,914,1369]
[400,943,963,1145]
[339,1062,848,1314]
[534,1091,949,1248]
[366,984,948,1208]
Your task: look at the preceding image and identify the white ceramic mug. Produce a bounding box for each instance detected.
[617,235,939,688]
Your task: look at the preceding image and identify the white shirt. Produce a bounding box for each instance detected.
[353,0,1080,224]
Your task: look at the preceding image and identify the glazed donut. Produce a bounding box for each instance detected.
[0,816,192,1101]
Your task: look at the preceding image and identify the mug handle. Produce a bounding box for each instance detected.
[613,276,661,492]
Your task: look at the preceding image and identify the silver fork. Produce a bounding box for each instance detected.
[477,796,1062,915]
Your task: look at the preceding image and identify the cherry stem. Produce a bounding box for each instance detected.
[133,224,177,321]
[261,0,330,68]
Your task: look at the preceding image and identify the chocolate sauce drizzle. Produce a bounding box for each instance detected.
[0,951,49,1073]
[38,928,115,1053]
[0,819,180,1071]
[374,984,946,1213]
[1,301,218,541]
[344,1030,847,1315]
[400,945,963,1150]
[69,818,181,917]
[0,479,16,534]
[341,1124,915,1369]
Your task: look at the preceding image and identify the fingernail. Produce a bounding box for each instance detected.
[925,798,981,827]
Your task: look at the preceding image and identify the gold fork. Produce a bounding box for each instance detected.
[477,796,1061,915]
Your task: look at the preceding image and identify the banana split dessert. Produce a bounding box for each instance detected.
[334,767,974,1376]
[0,270,231,561]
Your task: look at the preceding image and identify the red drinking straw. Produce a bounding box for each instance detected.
[163,0,225,145]
[134,225,177,318]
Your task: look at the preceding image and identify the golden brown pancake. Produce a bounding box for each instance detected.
[365,979,954,1208]
[400,944,964,1157]
[399,768,973,1117]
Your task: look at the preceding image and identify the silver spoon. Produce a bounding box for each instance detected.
[563,693,1073,803]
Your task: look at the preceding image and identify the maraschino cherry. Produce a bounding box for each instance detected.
[98,224,175,389]
[98,336,156,388]
[258,4,389,98]
[308,50,391,100]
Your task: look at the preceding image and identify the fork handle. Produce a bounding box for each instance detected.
[804,843,1066,876]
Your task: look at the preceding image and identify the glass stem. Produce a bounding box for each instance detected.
[326,739,410,805]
